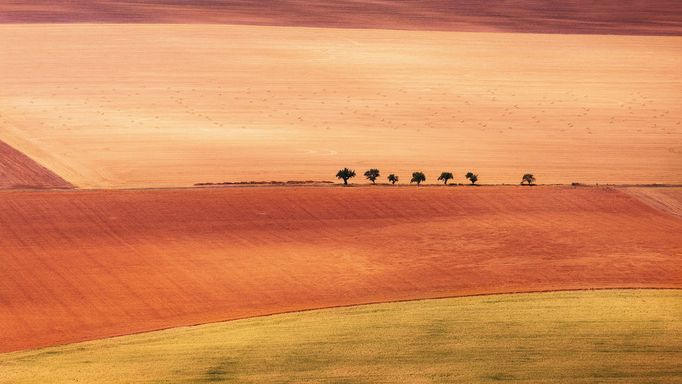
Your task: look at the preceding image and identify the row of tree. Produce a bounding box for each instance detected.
[336,168,536,186]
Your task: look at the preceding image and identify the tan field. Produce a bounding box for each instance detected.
[1,24,681,188]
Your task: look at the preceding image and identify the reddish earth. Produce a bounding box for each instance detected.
[1,1,681,35]
[0,140,73,190]
[1,186,680,352]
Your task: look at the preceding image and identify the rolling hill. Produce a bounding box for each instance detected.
[1,290,680,383]
[1,186,680,352]
[1,0,681,35]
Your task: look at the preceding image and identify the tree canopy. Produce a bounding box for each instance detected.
[521,173,536,185]
[364,169,380,184]
[411,172,426,186]
[437,172,454,185]
[336,168,356,185]
[465,172,478,185]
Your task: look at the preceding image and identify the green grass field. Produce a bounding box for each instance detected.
[1,290,681,383]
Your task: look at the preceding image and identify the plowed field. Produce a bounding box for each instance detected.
[0,140,72,189]
[1,186,680,352]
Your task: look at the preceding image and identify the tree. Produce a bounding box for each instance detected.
[364,168,380,184]
[437,172,454,185]
[521,173,536,185]
[411,171,426,186]
[465,171,478,185]
[387,174,399,185]
[336,168,356,185]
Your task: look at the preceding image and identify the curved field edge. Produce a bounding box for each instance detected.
[1,289,680,383]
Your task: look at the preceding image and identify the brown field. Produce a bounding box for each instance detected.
[1,25,680,188]
[1,186,680,353]
[0,140,72,189]
[1,1,681,35]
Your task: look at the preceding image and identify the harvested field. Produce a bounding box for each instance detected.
[623,187,682,217]
[1,25,681,188]
[0,139,72,189]
[1,290,681,383]
[1,1,681,35]
[1,186,681,353]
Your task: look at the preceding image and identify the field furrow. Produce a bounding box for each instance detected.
[1,186,680,352]
[0,140,73,190]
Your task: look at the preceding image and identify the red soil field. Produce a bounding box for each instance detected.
[0,140,72,190]
[1,186,680,353]
[1,0,681,35]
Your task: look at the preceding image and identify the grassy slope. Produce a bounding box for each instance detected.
[1,290,681,383]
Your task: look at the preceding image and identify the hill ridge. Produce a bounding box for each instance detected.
[1,1,681,36]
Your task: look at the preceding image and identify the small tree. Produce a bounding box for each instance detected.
[364,168,380,184]
[336,168,356,185]
[387,174,399,184]
[465,171,478,185]
[411,172,426,186]
[437,172,454,185]
[521,173,536,185]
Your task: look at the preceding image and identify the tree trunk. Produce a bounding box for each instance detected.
[343,178,348,185]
